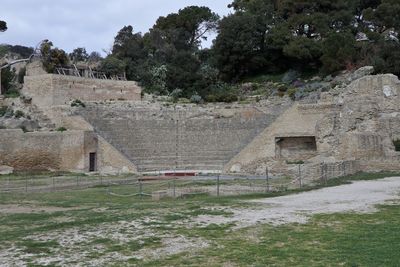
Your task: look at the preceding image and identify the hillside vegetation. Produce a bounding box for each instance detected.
[1,0,400,102]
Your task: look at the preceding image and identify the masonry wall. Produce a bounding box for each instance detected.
[224,103,331,173]
[23,74,142,107]
[78,103,288,172]
[0,129,98,171]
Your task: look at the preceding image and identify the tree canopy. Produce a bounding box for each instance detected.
[0,19,6,32]
[7,2,399,101]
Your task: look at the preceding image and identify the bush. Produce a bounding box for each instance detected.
[4,89,20,98]
[71,99,86,108]
[56,127,67,132]
[170,88,183,103]
[0,106,8,117]
[190,94,203,104]
[287,87,297,100]
[205,94,218,102]
[14,110,25,118]
[219,93,238,103]
[282,69,300,84]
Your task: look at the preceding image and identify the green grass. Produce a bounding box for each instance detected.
[0,172,399,266]
[19,239,59,254]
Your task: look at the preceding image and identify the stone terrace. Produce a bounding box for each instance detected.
[78,102,290,172]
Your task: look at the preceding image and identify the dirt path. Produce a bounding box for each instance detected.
[195,177,400,228]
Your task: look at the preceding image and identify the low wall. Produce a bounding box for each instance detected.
[0,129,97,172]
[23,74,142,107]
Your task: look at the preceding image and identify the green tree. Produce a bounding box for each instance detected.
[99,56,126,77]
[0,20,6,32]
[40,41,69,73]
[320,31,357,73]
[88,51,103,63]
[1,67,15,93]
[69,47,89,63]
[364,0,400,32]
[152,6,219,50]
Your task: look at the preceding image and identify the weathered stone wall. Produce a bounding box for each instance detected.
[224,103,331,173]
[23,74,142,107]
[227,73,400,179]
[78,101,291,172]
[0,129,98,171]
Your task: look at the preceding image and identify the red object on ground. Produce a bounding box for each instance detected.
[164,172,196,177]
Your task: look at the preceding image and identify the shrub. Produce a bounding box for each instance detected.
[206,94,218,102]
[14,110,25,118]
[287,88,297,100]
[0,106,8,117]
[56,127,67,132]
[4,89,20,98]
[219,93,238,103]
[71,99,86,108]
[190,94,203,104]
[170,88,183,103]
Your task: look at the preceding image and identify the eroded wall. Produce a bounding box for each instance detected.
[0,129,98,171]
[226,74,400,176]
[23,74,142,107]
[78,101,291,172]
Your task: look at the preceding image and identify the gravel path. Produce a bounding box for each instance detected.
[195,177,400,227]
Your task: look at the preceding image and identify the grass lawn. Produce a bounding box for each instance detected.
[0,172,399,266]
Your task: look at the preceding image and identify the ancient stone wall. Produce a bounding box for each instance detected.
[226,73,400,179]
[0,129,98,171]
[224,103,330,173]
[23,74,142,107]
[78,102,290,172]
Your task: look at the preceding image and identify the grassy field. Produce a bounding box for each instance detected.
[0,172,399,266]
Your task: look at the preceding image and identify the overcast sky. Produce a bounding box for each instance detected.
[0,0,233,55]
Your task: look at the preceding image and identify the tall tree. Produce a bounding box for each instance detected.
[152,6,219,50]
[0,20,6,32]
[69,47,89,63]
[40,41,69,73]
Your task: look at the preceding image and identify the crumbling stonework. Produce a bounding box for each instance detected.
[225,72,400,179]
[23,74,142,108]
[78,100,291,172]
[3,60,400,181]
[0,129,97,171]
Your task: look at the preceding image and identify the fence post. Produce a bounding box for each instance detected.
[266,167,270,192]
[25,177,28,193]
[139,180,143,199]
[76,176,79,187]
[173,179,176,198]
[217,174,220,197]
[298,164,302,188]
[53,177,55,191]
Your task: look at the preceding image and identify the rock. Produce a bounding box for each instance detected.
[324,75,333,82]
[348,66,374,82]
[0,165,14,175]
[282,69,300,84]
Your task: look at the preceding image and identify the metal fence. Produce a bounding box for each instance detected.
[0,161,360,199]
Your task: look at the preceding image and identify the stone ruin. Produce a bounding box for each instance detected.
[0,62,399,183]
